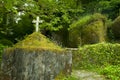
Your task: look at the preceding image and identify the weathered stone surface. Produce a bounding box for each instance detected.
[1,32,72,80]
[1,48,72,80]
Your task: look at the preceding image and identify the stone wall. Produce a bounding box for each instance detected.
[1,48,72,80]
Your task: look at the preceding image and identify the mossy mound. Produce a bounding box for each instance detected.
[111,16,120,39]
[69,13,107,47]
[13,32,62,51]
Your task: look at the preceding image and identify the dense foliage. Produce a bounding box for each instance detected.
[0,0,83,46]
[0,0,120,46]
[73,43,120,80]
[99,65,120,80]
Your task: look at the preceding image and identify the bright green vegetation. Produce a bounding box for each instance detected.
[99,65,120,80]
[73,43,120,80]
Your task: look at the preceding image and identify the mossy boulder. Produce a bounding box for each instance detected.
[69,13,107,47]
[111,16,120,40]
[1,32,72,80]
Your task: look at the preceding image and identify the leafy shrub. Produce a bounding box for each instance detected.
[0,39,13,46]
[73,43,120,80]
[69,13,107,47]
[99,65,120,80]
[73,43,120,69]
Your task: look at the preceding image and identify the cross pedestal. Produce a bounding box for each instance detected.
[32,16,43,32]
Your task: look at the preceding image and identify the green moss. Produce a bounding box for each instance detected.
[14,32,63,50]
[82,20,106,44]
[69,15,91,30]
[69,13,106,30]
[69,13,107,47]
[5,47,64,56]
[4,32,64,55]
[72,43,120,80]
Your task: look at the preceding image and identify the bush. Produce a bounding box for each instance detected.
[0,39,13,46]
[72,43,120,80]
[73,43,120,69]
[69,13,107,47]
[99,65,120,80]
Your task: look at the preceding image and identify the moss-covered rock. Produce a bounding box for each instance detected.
[1,32,72,80]
[14,32,62,51]
[111,16,120,40]
[69,13,107,47]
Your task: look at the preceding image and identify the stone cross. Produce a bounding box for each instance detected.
[32,16,43,32]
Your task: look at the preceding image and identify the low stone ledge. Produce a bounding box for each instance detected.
[1,48,72,80]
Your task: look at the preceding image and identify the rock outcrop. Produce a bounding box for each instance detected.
[1,32,72,80]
